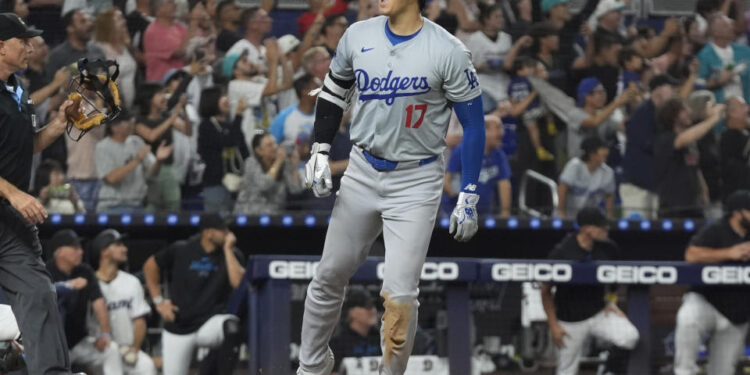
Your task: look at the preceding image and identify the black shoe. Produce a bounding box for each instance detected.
[0,340,25,373]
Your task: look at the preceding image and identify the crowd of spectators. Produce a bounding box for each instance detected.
[13,0,750,220]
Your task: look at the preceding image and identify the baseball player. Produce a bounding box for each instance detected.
[297,0,486,371]
[91,229,157,375]
[540,207,639,375]
[142,215,244,374]
[0,12,83,375]
[674,190,750,375]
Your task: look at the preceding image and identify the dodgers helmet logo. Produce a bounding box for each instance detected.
[465,69,479,90]
[355,69,431,105]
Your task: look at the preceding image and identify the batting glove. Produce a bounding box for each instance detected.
[449,192,480,242]
[305,142,333,198]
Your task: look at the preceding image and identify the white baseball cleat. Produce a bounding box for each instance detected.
[297,348,335,375]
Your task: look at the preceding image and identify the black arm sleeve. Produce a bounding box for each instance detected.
[313,71,354,145]
[166,74,195,110]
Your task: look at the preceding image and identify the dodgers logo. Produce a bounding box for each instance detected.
[464,69,479,90]
[355,69,431,105]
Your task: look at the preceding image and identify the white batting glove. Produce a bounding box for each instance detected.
[449,192,480,242]
[304,142,333,198]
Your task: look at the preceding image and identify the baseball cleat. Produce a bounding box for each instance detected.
[296,348,334,375]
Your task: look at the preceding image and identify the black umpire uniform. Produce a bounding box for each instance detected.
[0,14,71,374]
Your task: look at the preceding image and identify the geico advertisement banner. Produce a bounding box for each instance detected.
[267,261,462,281]
[339,355,448,375]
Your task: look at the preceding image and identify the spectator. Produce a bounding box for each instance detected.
[675,190,750,375]
[301,46,331,81]
[330,288,381,372]
[697,14,750,104]
[94,8,137,107]
[541,207,639,375]
[270,74,318,149]
[542,0,598,95]
[24,36,69,124]
[688,90,723,211]
[528,22,563,92]
[225,40,293,145]
[617,47,645,96]
[37,159,85,214]
[67,124,108,215]
[134,84,191,211]
[464,4,514,104]
[320,14,348,57]
[197,87,250,214]
[45,229,122,374]
[720,96,750,199]
[297,0,348,36]
[142,215,244,374]
[507,0,533,42]
[573,31,624,105]
[0,0,29,19]
[47,9,105,83]
[508,56,554,162]
[226,7,272,68]
[620,75,677,219]
[126,0,154,55]
[143,0,188,82]
[587,0,624,37]
[233,132,305,215]
[215,0,241,53]
[651,35,694,82]
[557,136,616,219]
[654,98,724,218]
[95,111,173,213]
[443,115,512,217]
[567,77,637,159]
[91,229,157,374]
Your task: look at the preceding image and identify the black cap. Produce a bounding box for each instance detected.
[576,207,609,228]
[0,13,42,41]
[726,190,750,213]
[649,74,680,92]
[343,288,375,311]
[48,229,82,251]
[91,229,126,253]
[581,136,607,155]
[200,214,230,231]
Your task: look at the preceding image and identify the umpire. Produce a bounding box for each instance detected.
[0,13,78,375]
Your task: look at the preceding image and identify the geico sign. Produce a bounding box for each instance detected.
[596,265,677,284]
[269,261,319,279]
[376,262,459,281]
[491,263,572,282]
[702,266,750,284]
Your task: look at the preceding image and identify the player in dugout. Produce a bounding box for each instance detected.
[142,214,244,374]
[92,229,157,374]
[674,189,750,375]
[541,206,639,375]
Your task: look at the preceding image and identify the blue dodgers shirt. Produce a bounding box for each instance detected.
[443,144,512,214]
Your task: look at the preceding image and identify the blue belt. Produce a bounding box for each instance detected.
[362,149,438,171]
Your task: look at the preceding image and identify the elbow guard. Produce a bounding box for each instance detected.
[312,72,355,145]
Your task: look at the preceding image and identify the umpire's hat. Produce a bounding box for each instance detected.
[0,13,42,41]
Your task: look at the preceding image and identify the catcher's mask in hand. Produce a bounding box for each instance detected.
[65,58,122,141]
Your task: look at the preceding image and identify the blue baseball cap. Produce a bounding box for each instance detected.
[222,51,247,79]
[577,77,602,106]
[542,0,567,13]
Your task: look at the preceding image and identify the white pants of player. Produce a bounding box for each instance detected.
[619,183,659,220]
[674,292,749,375]
[299,147,444,375]
[556,309,640,375]
[161,314,238,375]
[70,336,123,375]
[0,304,19,340]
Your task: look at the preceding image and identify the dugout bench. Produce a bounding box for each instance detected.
[233,256,749,374]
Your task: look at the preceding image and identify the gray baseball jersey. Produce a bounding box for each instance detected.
[331,16,482,161]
